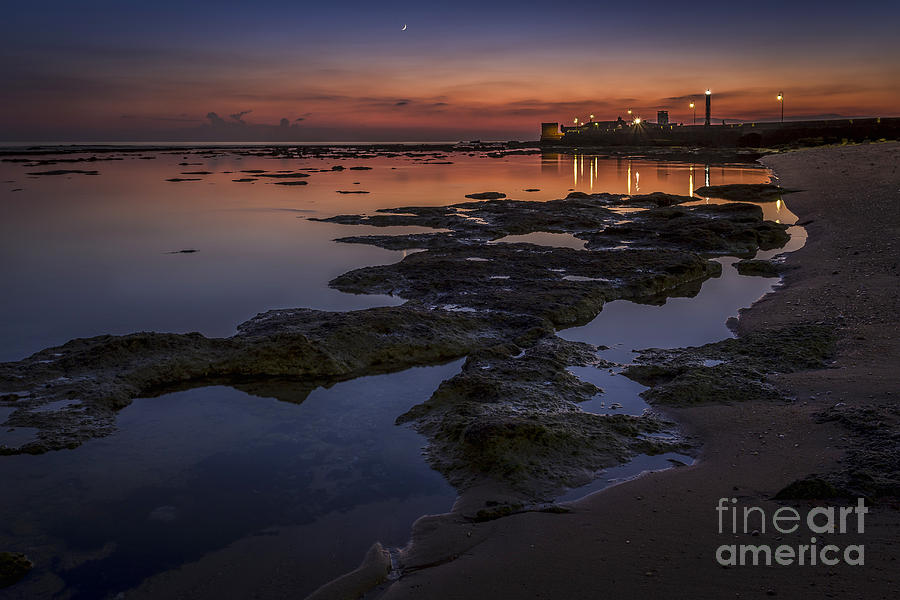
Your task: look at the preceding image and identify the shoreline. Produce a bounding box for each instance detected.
[371,142,900,599]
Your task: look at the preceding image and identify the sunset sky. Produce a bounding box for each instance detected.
[2,0,898,141]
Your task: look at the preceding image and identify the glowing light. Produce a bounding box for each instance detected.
[689,102,694,108]
[627,109,632,115]
[634,117,642,125]
[590,114,594,120]
[777,94,783,101]
[705,89,711,95]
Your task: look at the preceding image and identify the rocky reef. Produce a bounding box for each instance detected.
[693,183,796,202]
[398,336,684,498]
[1,187,795,501]
[622,323,837,406]
[0,306,541,454]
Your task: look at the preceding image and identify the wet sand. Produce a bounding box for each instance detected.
[379,142,900,599]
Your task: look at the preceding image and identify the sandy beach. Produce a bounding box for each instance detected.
[375,142,900,599]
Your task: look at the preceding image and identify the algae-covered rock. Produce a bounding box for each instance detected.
[693,183,797,202]
[0,305,544,454]
[735,258,784,277]
[624,323,837,407]
[582,203,791,257]
[317,192,789,258]
[0,552,32,588]
[399,336,685,500]
[331,244,721,327]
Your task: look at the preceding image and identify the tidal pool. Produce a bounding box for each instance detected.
[0,361,462,599]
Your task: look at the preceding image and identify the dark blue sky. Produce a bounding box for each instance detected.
[2,0,898,140]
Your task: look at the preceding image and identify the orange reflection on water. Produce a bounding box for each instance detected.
[0,149,776,361]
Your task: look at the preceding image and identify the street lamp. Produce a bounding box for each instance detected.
[777,92,784,123]
[704,89,711,127]
[589,114,594,122]
[689,101,695,125]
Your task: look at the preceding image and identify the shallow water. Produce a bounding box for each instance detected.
[0,147,781,595]
[0,361,462,599]
[556,206,805,501]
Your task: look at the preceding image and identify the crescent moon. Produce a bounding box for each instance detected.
[401,24,407,31]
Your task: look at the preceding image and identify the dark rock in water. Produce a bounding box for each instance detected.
[273,181,309,186]
[735,258,784,277]
[398,336,685,498]
[331,243,720,327]
[331,165,345,171]
[26,170,99,176]
[582,203,790,257]
[165,178,202,182]
[180,171,213,175]
[629,192,697,207]
[773,477,843,500]
[315,192,788,257]
[0,552,32,588]
[167,249,198,254]
[336,190,370,194]
[256,172,310,179]
[465,191,506,200]
[11,189,22,192]
[524,188,540,192]
[232,178,257,183]
[566,191,693,208]
[623,323,837,407]
[693,183,797,202]
[0,305,540,455]
[241,169,266,174]
[349,166,372,170]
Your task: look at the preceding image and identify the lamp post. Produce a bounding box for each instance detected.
[589,114,594,122]
[704,89,711,127]
[689,101,695,125]
[777,92,784,123]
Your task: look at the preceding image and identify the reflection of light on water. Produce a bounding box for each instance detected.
[704,164,710,188]
[573,154,577,187]
[635,171,640,192]
[776,198,782,212]
[627,161,632,195]
[689,165,694,197]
